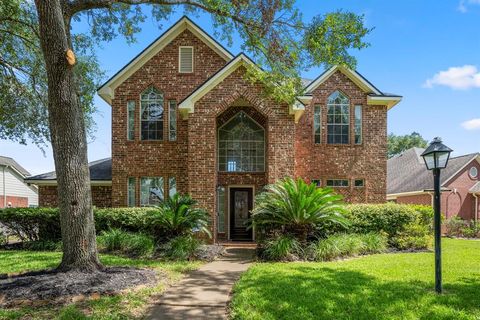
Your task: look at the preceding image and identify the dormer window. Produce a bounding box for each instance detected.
[179,46,194,73]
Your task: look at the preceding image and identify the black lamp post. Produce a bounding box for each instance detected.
[421,137,453,294]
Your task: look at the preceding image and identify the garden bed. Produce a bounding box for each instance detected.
[0,267,157,307]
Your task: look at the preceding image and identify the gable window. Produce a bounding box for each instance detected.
[127,177,136,207]
[313,105,321,144]
[470,167,478,179]
[127,101,135,140]
[326,179,349,187]
[354,105,362,144]
[140,87,164,140]
[179,46,194,73]
[140,177,164,206]
[218,111,265,172]
[327,91,350,144]
[169,100,177,141]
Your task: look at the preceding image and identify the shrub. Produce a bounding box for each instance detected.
[0,230,6,246]
[308,233,387,261]
[146,194,211,240]
[0,207,60,241]
[23,240,63,251]
[250,178,348,242]
[444,215,469,237]
[392,223,432,250]
[94,208,153,233]
[97,229,155,257]
[160,235,201,260]
[345,203,433,248]
[262,234,303,261]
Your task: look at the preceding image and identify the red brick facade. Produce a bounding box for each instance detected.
[0,196,28,208]
[39,186,112,208]
[98,20,394,241]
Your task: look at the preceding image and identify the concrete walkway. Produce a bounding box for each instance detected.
[148,247,254,320]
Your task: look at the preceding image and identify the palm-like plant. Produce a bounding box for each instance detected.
[250,178,349,241]
[148,194,211,239]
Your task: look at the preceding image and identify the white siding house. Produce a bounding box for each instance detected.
[0,156,38,207]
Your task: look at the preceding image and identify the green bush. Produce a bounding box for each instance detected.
[97,229,154,257]
[262,234,303,261]
[160,235,201,260]
[392,222,432,250]
[308,233,387,261]
[0,207,60,241]
[94,208,153,233]
[23,240,63,251]
[444,215,469,237]
[250,178,348,241]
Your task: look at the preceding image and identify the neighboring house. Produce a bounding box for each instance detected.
[0,156,38,208]
[27,16,402,242]
[387,147,480,221]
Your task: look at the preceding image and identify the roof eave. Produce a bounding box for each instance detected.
[367,95,403,110]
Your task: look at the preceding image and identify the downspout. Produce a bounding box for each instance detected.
[473,193,478,225]
[2,165,6,208]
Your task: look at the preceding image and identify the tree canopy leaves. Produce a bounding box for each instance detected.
[388,132,429,158]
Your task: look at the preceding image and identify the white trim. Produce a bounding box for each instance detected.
[178,46,194,73]
[289,101,305,123]
[26,180,112,186]
[367,95,402,110]
[98,17,233,105]
[442,154,480,186]
[386,190,429,200]
[305,66,382,96]
[226,185,255,242]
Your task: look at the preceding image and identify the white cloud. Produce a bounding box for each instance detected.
[423,65,480,90]
[458,0,480,12]
[462,118,480,130]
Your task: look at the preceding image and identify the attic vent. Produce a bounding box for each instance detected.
[179,46,194,73]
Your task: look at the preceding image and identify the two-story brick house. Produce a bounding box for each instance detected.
[27,16,401,242]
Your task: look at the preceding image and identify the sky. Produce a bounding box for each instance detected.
[1,0,480,175]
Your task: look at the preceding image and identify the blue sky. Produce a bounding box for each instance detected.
[1,0,480,175]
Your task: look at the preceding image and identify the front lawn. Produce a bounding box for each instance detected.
[231,238,480,320]
[0,251,201,320]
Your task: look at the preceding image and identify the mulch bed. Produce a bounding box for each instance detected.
[0,267,157,308]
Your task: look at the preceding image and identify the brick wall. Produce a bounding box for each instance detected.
[38,186,112,208]
[0,195,28,208]
[295,71,388,203]
[111,29,227,207]
[396,193,432,206]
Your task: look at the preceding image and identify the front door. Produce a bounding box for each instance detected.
[229,187,253,241]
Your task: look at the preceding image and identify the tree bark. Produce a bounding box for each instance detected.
[34,0,102,271]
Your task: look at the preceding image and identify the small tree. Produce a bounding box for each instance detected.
[250,178,348,242]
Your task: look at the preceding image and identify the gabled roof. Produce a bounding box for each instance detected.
[25,158,112,185]
[470,182,480,194]
[387,148,480,195]
[304,65,402,109]
[0,156,30,177]
[98,16,234,105]
[178,53,307,123]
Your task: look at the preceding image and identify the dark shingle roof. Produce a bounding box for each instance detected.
[387,148,479,194]
[0,156,30,176]
[26,158,111,181]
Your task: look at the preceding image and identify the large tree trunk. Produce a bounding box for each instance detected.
[34,0,102,271]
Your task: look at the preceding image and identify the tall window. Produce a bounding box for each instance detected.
[140,87,164,140]
[354,105,362,144]
[218,111,265,172]
[140,177,164,206]
[127,177,135,207]
[127,101,135,140]
[314,105,321,144]
[327,91,350,144]
[169,100,177,141]
[168,177,177,198]
[217,186,225,233]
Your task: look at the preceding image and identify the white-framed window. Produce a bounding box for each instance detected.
[169,100,177,141]
[326,179,349,187]
[140,177,164,206]
[470,166,478,179]
[168,177,177,198]
[127,101,135,140]
[179,46,194,73]
[140,87,164,141]
[127,177,136,207]
[218,111,265,172]
[354,179,365,187]
[327,91,350,144]
[217,186,226,233]
[354,105,362,144]
[314,105,321,144]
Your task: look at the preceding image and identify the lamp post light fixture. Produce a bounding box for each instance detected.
[421,137,453,294]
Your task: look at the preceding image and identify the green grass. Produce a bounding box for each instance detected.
[0,251,201,320]
[231,238,480,320]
